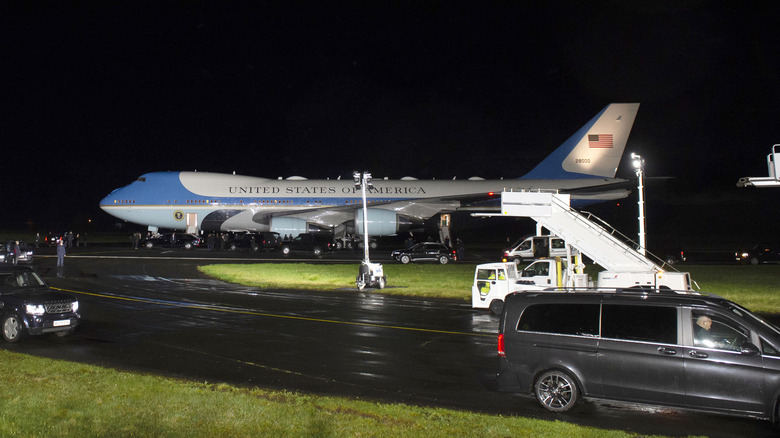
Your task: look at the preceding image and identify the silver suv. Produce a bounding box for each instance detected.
[498,289,780,422]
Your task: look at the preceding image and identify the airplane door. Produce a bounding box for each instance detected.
[186,213,199,235]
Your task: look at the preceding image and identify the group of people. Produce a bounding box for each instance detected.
[33,231,85,248]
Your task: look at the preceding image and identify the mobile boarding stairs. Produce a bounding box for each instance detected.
[497,190,693,291]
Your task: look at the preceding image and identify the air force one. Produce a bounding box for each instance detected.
[100,103,640,238]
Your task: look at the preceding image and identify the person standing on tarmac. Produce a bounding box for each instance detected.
[56,239,66,276]
[12,241,20,265]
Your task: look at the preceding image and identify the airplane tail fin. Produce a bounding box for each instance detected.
[521,103,640,179]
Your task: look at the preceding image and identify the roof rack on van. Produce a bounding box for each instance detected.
[533,286,702,296]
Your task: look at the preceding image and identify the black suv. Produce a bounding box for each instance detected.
[0,265,80,342]
[280,233,334,256]
[228,232,282,251]
[737,243,780,265]
[498,289,780,421]
[391,242,457,264]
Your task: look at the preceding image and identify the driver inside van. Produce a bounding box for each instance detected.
[694,315,715,347]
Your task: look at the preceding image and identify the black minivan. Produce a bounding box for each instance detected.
[498,290,780,422]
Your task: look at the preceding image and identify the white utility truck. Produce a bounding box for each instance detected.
[472,191,694,314]
[502,234,568,264]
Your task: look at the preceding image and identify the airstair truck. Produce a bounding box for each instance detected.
[472,191,693,313]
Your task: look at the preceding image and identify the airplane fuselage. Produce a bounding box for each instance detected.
[100,171,628,235]
[99,103,640,237]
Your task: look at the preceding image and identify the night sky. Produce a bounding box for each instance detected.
[4,2,780,250]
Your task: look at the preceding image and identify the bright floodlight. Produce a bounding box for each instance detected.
[631,153,643,169]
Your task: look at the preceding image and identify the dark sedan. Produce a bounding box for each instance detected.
[0,241,34,264]
[143,233,202,249]
[391,242,457,264]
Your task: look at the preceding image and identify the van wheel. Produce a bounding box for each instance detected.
[535,370,579,413]
[512,258,521,266]
[2,314,25,343]
[489,299,504,315]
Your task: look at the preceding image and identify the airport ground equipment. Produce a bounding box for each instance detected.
[472,190,693,312]
[737,144,780,187]
[354,171,387,290]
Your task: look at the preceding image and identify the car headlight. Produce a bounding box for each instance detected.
[71,301,79,313]
[26,304,45,315]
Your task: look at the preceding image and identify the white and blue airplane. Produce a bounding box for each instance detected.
[100,103,639,238]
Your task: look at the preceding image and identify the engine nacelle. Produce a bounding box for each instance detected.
[270,217,311,236]
[354,209,416,236]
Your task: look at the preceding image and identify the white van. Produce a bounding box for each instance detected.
[502,235,567,264]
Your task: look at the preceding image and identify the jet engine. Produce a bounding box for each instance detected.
[354,209,417,236]
[269,217,326,236]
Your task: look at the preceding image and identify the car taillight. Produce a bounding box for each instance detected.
[498,333,505,357]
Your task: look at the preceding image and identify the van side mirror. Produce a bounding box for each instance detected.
[740,343,760,356]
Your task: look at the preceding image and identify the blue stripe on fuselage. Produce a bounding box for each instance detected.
[99,171,411,207]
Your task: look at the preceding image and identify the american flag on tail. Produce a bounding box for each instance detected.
[588,134,613,148]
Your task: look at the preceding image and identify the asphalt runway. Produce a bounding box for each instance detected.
[5,246,777,437]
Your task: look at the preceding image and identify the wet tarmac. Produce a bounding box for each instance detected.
[4,246,777,437]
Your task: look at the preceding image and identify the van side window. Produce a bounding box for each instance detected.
[691,313,748,352]
[517,304,599,336]
[761,338,779,356]
[602,305,677,344]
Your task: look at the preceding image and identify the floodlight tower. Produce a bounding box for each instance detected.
[353,171,386,290]
[631,153,646,256]
[353,170,373,262]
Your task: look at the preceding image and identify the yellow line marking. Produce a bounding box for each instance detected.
[52,287,494,338]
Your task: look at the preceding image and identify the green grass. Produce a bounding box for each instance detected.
[200,263,780,314]
[0,349,663,438]
[198,263,476,300]
[682,265,780,314]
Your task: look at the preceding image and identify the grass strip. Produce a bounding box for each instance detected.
[199,264,780,314]
[0,349,662,437]
[198,263,475,300]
